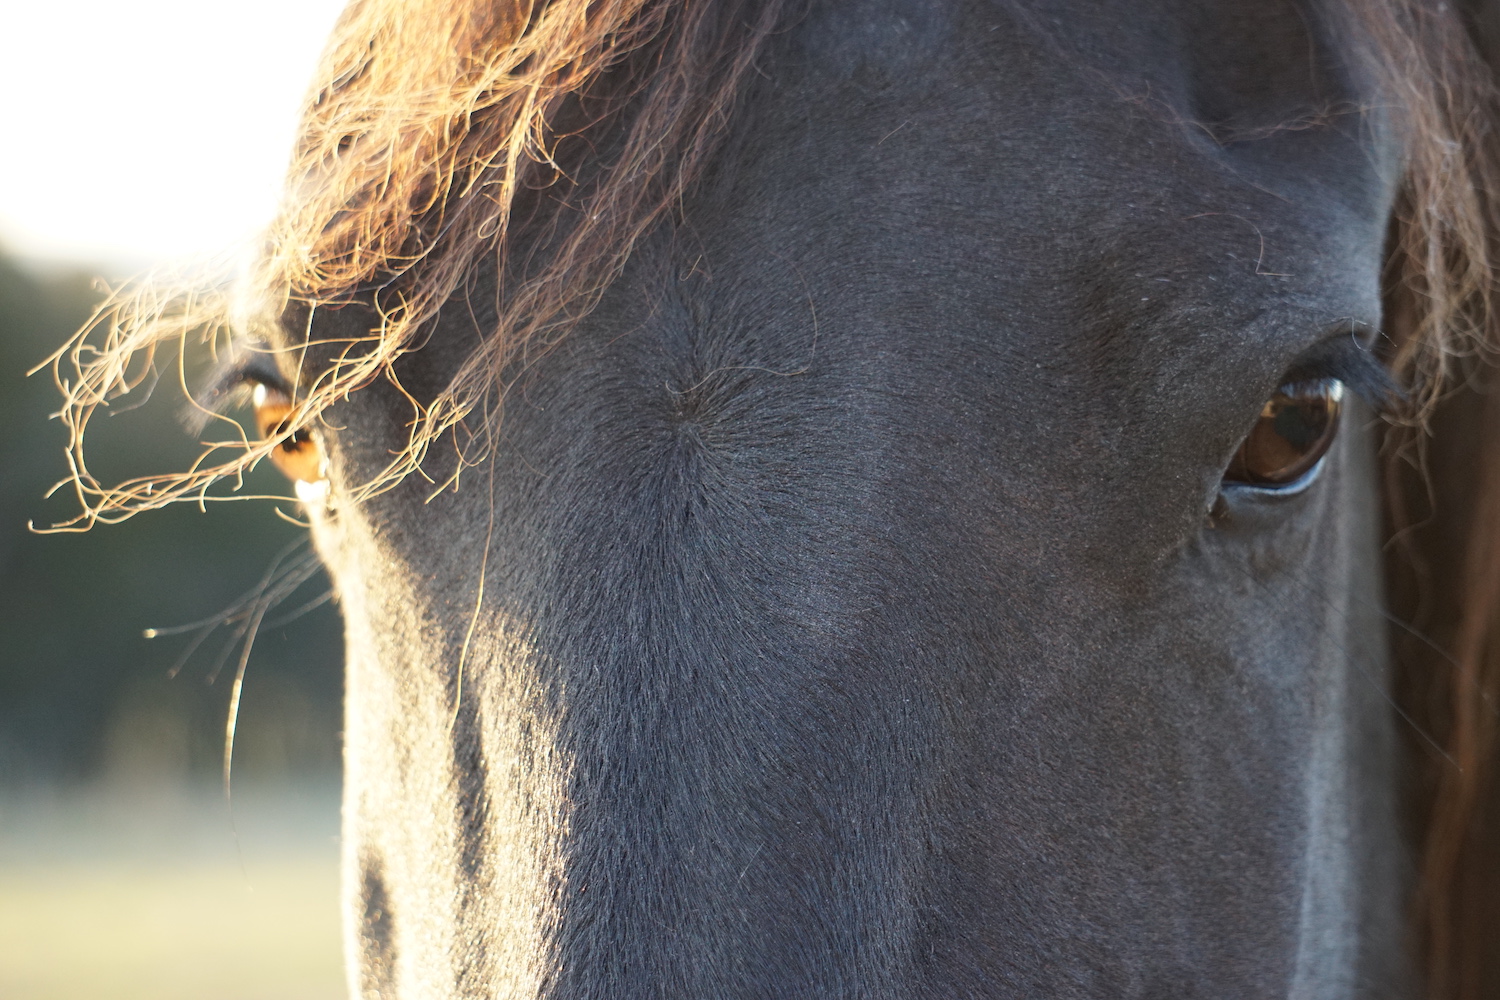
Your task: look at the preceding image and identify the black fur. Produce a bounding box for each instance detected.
[289,1,1417,995]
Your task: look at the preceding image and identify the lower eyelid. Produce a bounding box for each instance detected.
[1224,454,1329,499]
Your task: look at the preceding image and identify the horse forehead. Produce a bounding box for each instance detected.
[696,0,1394,359]
[796,0,1375,108]
[519,0,1399,569]
[772,0,1394,245]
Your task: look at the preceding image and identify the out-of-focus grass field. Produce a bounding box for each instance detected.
[0,858,340,1000]
[1,252,348,998]
[0,787,344,1000]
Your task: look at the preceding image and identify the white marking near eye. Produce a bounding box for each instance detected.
[252,382,268,408]
[295,477,330,507]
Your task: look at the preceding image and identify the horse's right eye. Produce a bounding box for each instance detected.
[1224,379,1344,489]
[251,382,325,484]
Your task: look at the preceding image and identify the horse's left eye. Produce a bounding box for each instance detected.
[251,382,325,483]
[1224,379,1343,488]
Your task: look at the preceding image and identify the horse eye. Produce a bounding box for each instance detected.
[1224,379,1343,488]
[251,382,325,483]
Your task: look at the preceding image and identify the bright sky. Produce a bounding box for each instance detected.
[2,0,349,271]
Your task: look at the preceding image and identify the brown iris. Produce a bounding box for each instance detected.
[251,383,324,483]
[1224,379,1343,488]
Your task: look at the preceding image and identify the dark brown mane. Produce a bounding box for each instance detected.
[1365,1,1500,995]
[39,1,1500,993]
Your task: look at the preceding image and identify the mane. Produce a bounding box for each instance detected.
[1364,3,1500,996]
[39,0,1500,994]
[44,0,788,521]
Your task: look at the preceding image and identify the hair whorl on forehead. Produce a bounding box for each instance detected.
[44,0,788,524]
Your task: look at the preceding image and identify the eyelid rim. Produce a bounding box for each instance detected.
[1280,327,1403,416]
[1222,451,1331,499]
[186,353,298,433]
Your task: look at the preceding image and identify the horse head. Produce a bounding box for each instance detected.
[51,0,1500,995]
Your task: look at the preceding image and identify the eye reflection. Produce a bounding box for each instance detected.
[1224,379,1343,488]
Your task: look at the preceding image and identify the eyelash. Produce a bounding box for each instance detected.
[1281,337,1401,416]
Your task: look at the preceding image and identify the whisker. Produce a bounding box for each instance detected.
[202,554,325,684]
[140,535,336,802]
[260,587,337,631]
[144,537,313,638]
[162,623,216,681]
[223,589,277,797]
[204,613,258,686]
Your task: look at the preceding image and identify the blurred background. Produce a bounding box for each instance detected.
[2,1,351,996]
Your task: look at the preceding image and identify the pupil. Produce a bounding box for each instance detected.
[1270,396,1328,450]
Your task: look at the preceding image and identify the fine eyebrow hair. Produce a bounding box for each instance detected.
[1282,327,1403,415]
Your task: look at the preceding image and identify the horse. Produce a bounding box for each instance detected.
[45,0,1500,995]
